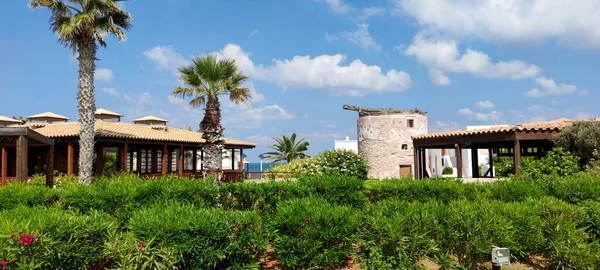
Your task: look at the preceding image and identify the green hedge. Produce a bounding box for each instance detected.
[0,206,114,269]
[130,202,267,269]
[2,174,600,268]
[270,198,360,269]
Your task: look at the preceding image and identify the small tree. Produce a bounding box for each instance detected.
[553,121,600,166]
[521,148,581,179]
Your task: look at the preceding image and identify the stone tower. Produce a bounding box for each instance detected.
[343,104,427,179]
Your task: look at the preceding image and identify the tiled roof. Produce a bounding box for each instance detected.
[413,118,579,140]
[133,115,168,123]
[27,112,70,120]
[29,121,256,147]
[95,108,122,117]
[0,116,22,124]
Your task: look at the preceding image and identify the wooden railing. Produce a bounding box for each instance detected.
[244,171,293,180]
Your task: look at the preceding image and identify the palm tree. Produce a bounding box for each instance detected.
[264,133,310,164]
[171,54,251,185]
[30,0,132,184]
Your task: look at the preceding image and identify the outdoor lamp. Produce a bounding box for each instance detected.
[491,246,510,269]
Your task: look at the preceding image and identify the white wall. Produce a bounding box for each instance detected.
[334,137,358,153]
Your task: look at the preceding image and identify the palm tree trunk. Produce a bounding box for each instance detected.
[76,39,97,184]
[200,97,224,185]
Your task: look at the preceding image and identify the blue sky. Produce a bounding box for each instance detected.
[1,0,599,161]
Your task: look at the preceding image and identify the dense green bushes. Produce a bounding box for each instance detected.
[130,202,267,269]
[268,149,369,179]
[271,198,360,269]
[2,174,600,268]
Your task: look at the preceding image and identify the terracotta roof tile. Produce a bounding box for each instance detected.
[27,112,70,120]
[0,116,22,124]
[31,121,256,147]
[413,118,582,140]
[95,108,123,117]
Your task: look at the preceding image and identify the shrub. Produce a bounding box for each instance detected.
[0,206,115,268]
[359,199,440,269]
[130,202,267,269]
[217,180,310,214]
[553,121,600,166]
[521,148,581,180]
[442,167,453,175]
[271,198,360,269]
[364,178,484,203]
[269,149,369,179]
[298,174,366,208]
[0,183,54,211]
[103,231,181,269]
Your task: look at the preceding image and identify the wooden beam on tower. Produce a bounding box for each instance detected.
[1,147,7,185]
[514,140,521,177]
[67,142,74,176]
[162,144,167,177]
[455,144,463,178]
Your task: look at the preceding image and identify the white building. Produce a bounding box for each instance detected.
[334,136,358,153]
[426,125,508,178]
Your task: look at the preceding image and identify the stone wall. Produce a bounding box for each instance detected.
[357,114,427,179]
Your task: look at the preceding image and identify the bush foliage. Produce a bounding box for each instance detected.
[1,172,600,268]
[268,149,369,179]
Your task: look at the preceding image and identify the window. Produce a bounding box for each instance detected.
[157,150,162,173]
[407,119,414,128]
[401,144,408,150]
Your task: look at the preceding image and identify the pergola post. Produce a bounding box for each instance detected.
[152,149,158,174]
[96,144,104,177]
[200,149,204,171]
[488,148,494,178]
[413,146,419,179]
[231,149,235,170]
[192,149,197,172]
[455,144,463,178]
[239,148,244,171]
[1,146,7,185]
[162,144,167,177]
[420,148,426,178]
[46,145,54,187]
[136,148,141,173]
[121,142,128,172]
[514,140,521,177]
[15,135,28,181]
[178,145,183,176]
[67,142,74,176]
[471,148,479,178]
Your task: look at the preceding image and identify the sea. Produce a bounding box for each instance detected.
[243,162,285,172]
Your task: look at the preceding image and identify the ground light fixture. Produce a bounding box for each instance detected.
[491,246,510,269]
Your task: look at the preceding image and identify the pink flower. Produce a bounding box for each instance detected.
[1,258,7,264]
[138,242,144,251]
[19,233,36,246]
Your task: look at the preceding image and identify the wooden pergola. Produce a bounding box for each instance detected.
[411,119,574,179]
[0,128,54,186]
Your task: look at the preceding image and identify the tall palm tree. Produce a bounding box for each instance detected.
[264,133,310,164]
[30,0,132,184]
[171,54,251,185]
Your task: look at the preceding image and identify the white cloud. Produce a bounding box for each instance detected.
[95,68,113,82]
[431,121,461,132]
[326,24,382,51]
[428,69,450,86]
[306,131,347,141]
[168,95,186,105]
[143,45,189,74]
[250,29,259,37]
[357,6,385,21]
[392,0,600,48]
[320,0,352,14]
[218,44,412,96]
[223,104,296,129]
[475,100,495,110]
[245,134,273,145]
[524,77,577,97]
[457,108,473,116]
[326,124,336,129]
[574,112,591,120]
[457,107,502,122]
[246,82,265,103]
[403,33,542,86]
[578,89,591,96]
[102,87,119,96]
